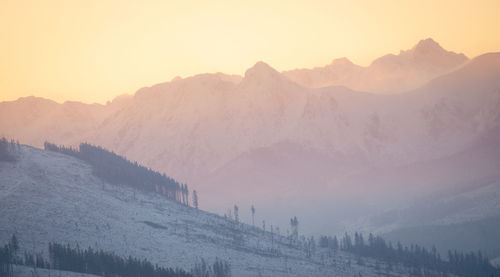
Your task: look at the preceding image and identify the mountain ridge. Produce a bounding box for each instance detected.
[283,38,469,93]
[1,49,500,238]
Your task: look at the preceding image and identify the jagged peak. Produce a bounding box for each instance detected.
[415,38,441,48]
[371,38,467,67]
[171,76,183,82]
[106,94,132,106]
[244,61,281,79]
[410,38,446,54]
[330,57,354,66]
[239,61,299,91]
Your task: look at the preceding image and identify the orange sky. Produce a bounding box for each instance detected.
[1,0,499,104]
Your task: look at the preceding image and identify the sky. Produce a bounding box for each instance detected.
[1,0,499,104]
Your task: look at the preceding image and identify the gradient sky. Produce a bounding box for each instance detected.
[1,0,499,104]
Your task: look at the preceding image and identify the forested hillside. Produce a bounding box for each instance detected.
[44,142,191,205]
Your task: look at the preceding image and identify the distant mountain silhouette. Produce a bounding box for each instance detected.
[283,38,468,93]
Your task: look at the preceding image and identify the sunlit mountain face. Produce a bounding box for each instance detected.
[2,1,500,275]
[2,41,500,231]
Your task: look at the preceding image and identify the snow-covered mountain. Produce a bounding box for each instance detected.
[1,43,499,237]
[283,38,469,93]
[89,53,500,222]
[1,145,425,277]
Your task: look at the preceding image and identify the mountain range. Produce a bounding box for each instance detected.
[1,38,500,248]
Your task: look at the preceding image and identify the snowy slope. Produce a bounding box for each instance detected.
[0,146,423,277]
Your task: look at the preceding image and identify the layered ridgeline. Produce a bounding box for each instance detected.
[1,144,499,277]
[283,38,468,93]
[1,39,500,254]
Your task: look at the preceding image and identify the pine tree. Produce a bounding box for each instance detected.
[290,216,299,241]
[270,225,274,248]
[332,236,339,251]
[9,235,18,254]
[192,190,198,210]
[233,205,239,223]
[251,205,255,226]
[0,137,16,162]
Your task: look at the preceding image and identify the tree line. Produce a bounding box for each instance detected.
[191,258,231,277]
[44,142,194,206]
[0,235,18,276]
[47,242,191,277]
[1,234,232,277]
[318,232,500,277]
[0,137,20,162]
